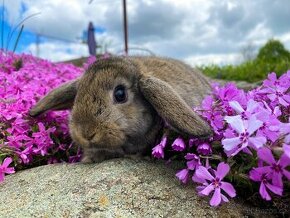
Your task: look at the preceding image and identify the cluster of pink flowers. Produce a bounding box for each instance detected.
[0,51,83,182]
[152,71,290,206]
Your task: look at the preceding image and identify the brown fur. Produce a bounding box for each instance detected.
[29,56,212,163]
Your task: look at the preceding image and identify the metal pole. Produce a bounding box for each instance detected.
[122,0,128,55]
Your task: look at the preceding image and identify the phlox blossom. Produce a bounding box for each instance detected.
[152,135,167,159]
[0,157,15,182]
[254,148,290,188]
[193,162,236,206]
[222,115,266,156]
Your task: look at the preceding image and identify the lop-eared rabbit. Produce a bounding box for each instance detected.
[30,56,212,163]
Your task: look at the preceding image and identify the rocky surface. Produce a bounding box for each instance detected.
[0,158,268,218]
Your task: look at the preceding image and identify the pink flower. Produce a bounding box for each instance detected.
[171,137,186,151]
[261,86,290,107]
[200,96,224,132]
[255,148,290,188]
[16,145,33,164]
[176,168,189,184]
[249,169,282,201]
[280,123,290,144]
[197,143,212,156]
[256,110,281,142]
[189,138,199,147]
[32,123,56,156]
[229,99,260,119]
[0,157,15,182]
[222,115,266,156]
[185,153,201,170]
[152,144,164,159]
[0,51,82,166]
[152,136,167,159]
[193,162,236,206]
[68,147,82,163]
[212,83,244,103]
[263,72,289,88]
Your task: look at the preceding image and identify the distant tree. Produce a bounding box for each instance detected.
[200,38,290,83]
[240,42,256,62]
[257,39,290,62]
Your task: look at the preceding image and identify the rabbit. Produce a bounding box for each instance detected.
[29,56,212,163]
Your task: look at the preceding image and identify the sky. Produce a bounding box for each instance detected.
[1,0,290,66]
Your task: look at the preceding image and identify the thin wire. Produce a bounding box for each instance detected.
[6,12,41,51]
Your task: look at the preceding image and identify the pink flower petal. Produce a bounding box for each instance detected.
[221,182,236,197]
[247,116,263,135]
[279,154,290,168]
[247,99,259,112]
[195,166,214,181]
[216,162,230,180]
[257,148,275,165]
[224,115,245,133]
[229,145,246,156]
[4,167,15,174]
[282,169,290,180]
[229,101,244,113]
[2,157,13,168]
[271,172,283,188]
[265,183,283,196]
[279,97,289,107]
[249,169,262,181]
[192,171,206,183]
[196,185,208,195]
[222,137,240,151]
[171,137,186,151]
[152,144,164,159]
[283,144,290,159]
[38,122,46,132]
[0,173,4,182]
[175,169,189,184]
[267,93,276,101]
[259,182,271,201]
[283,94,290,103]
[221,193,229,203]
[210,187,222,206]
[254,166,272,174]
[159,136,167,148]
[249,137,266,150]
[200,184,214,196]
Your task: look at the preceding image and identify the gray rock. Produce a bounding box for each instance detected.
[0,158,266,218]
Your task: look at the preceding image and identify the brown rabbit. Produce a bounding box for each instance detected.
[29,56,212,163]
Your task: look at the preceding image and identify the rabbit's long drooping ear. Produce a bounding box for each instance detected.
[29,79,79,117]
[139,75,212,137]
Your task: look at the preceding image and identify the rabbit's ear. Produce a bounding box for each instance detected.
[139,75,212,137]
[29,79,78,117]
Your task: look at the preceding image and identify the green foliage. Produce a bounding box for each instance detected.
[257,39,290,62]
[199,39,290,83]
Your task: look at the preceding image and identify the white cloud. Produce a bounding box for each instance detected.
[246,23,273,46]
[278,32,290,49]
[3,0,290,64]
[24,41,88,62]
[185,53,241,66]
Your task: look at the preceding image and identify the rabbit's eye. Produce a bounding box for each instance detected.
[114,85,127,103]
